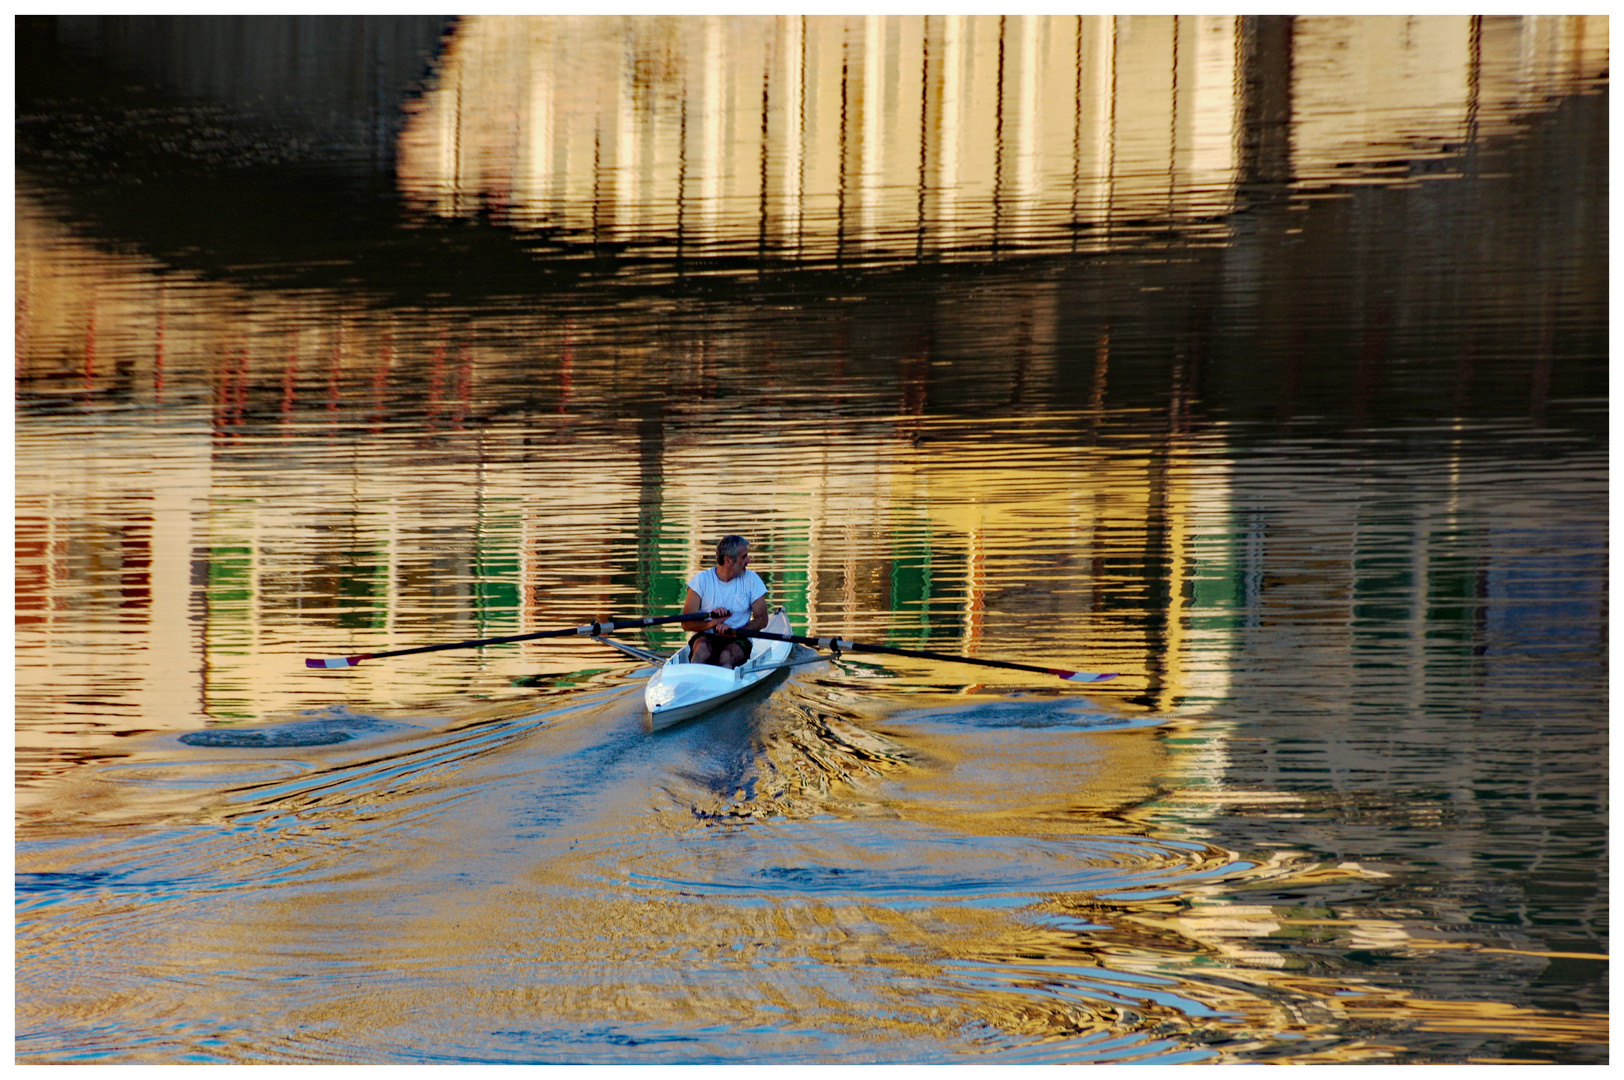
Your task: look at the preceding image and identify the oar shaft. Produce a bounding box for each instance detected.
[306,611,704,668]
[737,629,1116,683]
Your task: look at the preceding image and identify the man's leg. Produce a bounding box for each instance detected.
[691,634,715,665]
[718,640,747,669]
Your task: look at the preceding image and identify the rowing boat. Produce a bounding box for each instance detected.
[306,610,1116,715]
[642,607,796,730]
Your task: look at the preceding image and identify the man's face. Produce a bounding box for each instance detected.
[723,547,750,575]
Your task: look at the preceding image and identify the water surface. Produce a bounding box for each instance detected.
[14,15,1608,1064]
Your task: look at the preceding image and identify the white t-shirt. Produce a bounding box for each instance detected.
[686,567,767,630]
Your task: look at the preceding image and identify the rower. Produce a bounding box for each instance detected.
[681,534,768,669]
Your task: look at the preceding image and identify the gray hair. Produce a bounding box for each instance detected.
[715,534,749,564]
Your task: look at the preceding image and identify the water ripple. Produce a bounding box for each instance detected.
[571,818,1250,904]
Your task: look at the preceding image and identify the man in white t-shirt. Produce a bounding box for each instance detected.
[681,534,768,668]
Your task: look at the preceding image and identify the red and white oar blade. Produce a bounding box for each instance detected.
[1053,669,1117,683]
[306,655,372,669]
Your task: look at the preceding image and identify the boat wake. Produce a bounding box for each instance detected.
[688,694,921,821]
[23,668,1577,1065]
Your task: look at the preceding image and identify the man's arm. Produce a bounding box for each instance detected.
[741,596,769,633]
[681,588,726,633]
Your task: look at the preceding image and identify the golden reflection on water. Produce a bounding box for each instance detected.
[396,14,1605,270]
[19,704,1607,1065]
[16,186,1609,1057]
[18,180,1263,789]
[14,12,1608,1065]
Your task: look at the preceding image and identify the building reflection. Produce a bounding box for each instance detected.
[14,12,1607,753]
[16,195,1244,745]
[396,14,1604,270]
[395,13,1251,263]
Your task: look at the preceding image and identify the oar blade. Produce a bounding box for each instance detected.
[1054,669,1117,683]
[306,655,371,669]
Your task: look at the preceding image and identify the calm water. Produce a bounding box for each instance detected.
[14,16,1609,1064]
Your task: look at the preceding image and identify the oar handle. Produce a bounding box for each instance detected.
[306,611,712,669]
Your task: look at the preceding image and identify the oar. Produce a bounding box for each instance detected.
[305,611,713,669]
[736,628,1117,683]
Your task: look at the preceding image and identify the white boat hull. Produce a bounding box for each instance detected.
[645,609,795,730]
